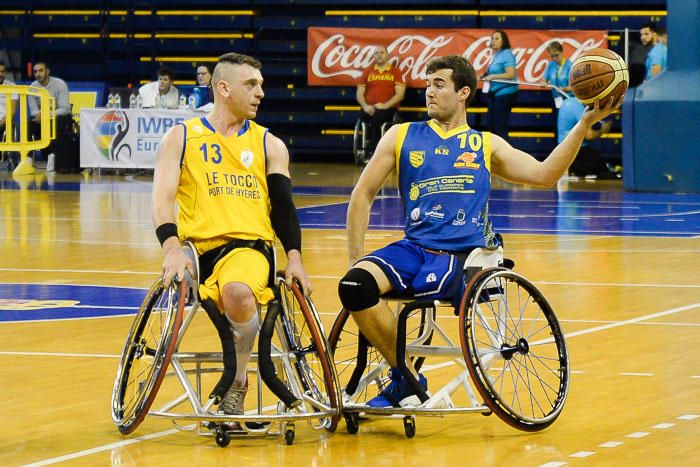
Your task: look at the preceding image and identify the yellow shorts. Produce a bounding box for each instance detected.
[198,247,274,311]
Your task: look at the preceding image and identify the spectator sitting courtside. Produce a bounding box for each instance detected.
[138,66,179,109]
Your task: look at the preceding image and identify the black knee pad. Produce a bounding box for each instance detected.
[338,268,380,311]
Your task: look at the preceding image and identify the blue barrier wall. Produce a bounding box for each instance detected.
[624,0,700,192]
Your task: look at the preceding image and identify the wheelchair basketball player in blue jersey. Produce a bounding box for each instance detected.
[339,54,620,408]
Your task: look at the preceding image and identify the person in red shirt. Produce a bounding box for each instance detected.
[356,45,405,160]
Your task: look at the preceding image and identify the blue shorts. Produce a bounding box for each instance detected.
[362,239,471,306]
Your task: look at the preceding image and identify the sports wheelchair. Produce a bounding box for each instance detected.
[328,246,569,437]
[353,112,401,165]
[111,242,341,447]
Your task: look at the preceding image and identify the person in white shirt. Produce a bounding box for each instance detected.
[138,66,179,109]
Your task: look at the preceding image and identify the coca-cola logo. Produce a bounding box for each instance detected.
[308,28,608,87]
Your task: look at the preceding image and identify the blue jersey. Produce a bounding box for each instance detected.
[394,120,498,251]
[645,43,667,81]
[557,97,588,146]
[544,59,574,99]
[487,49,518,97]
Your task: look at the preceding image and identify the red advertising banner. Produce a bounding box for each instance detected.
[307,28,608,88]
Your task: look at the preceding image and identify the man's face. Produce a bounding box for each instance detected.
[196,66,211,86]
[640,27,655,46]
[425,69,464,120]
[372,47,389,66]
[0,65,5,84]
[158,74,172,93]
[33,64,49,84]
[548,49,563,63]
[216,63,264,119]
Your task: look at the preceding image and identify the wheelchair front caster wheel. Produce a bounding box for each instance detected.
[345,412,359,434]
[403,416,416,438]
[215,426,230,447]
[285,424,295,445]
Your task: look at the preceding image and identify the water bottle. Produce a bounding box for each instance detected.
[136,94,143,109]
[178,94,187,110]
[107,92,115,108]
[188,93,197,110]
[114,93,122,109]
[129,93,137,109]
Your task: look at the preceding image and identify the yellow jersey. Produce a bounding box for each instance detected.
[176,117,275,254]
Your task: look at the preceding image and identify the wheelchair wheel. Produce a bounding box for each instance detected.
[352,119,366,165]
[111,278,186,434]
[328,304,435,405]
[459,268,569,431]
[278,276,341,432]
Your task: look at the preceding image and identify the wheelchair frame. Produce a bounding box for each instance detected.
[353,112,401,165]
[111,243,341,447]
[329,253,570,438]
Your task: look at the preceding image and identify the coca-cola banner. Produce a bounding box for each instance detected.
[308,28,608,88]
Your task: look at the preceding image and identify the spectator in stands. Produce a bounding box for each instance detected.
[539,41,573,110]
[557,96,618,179]
[139,66,179,109]
[0,60,18,141]
[481,30,518,140]
[356,45,405,161]
[28,62,75,173]
[658,27,667,47]
[194,64,213,110]
[641,22,667,81]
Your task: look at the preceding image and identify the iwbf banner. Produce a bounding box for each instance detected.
[307,28,608,88]
[80,108,200,168]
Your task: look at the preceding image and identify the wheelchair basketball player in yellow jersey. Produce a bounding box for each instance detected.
[151,53,312,422]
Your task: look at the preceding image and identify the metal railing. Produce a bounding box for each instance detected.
[0,85,55,175]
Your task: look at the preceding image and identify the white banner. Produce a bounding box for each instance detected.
[80,108,201,168]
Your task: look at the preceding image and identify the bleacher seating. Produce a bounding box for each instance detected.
[0,0,666,161]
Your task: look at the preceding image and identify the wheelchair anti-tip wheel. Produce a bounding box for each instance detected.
[111,278,186,434]
[277,275,341,432]
[328,305,435,407]
[459,268,569,431]
[353,119,367,165]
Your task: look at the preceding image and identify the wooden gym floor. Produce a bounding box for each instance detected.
[0,162,699,466]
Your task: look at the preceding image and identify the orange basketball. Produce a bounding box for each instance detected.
[569,48,629,107]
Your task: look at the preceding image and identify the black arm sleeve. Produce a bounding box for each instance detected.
[267,173,302,253]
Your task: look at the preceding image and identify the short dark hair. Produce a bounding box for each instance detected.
[0,60,5,68]
[196,63,212,74]
[493,30,512,50]
[217,53,261,70]
[426,55,477,105]
[641,22,658,33]
[547,41,564,54]
[157,66,174,79]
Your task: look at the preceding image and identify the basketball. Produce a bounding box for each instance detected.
[569,48,629,107]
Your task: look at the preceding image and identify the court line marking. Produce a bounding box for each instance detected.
[18,302,700,464]
[0,351,119,358]
[547,413,700,464]
[620,372,655,377]
[599,441,623,448]
[22,426,187,467]
[653,423,675,429]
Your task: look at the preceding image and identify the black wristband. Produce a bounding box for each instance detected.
[155,223,178,246]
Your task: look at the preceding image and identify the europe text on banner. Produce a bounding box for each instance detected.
[307,28,608,88]
[79,108,200,168]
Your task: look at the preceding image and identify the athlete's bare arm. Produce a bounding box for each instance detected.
[347,124,399,265]
[152,124,193,285]
[491,99,619,187]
